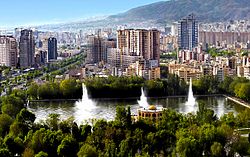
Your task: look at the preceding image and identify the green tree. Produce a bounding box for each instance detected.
[0,114,13,136]
[229,77,248,95]
[60,79,77,98]
[175,136,201,157]
[1,95,24,118]
[198,124,217,155]
[46,114,60,131]
[77,144,98,157]
[236,109,250,127]
[27,82,39,99]
[90,120,108,150]
[11,89,26,102]
[219,76,233,93]
[119,138,133,157]
[4,136,24,156]
[17,108,36,123]
[220,112,236,127]
[35,151,48,157]
[80,124,92,142]
[57,135,78,157]
[115,106,131,128]
[234,83,250,101]
[43,130,64,157]
[211,142,223,157]
[196,101,217,125]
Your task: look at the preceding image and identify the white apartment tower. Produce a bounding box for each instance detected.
[0,36,17,67]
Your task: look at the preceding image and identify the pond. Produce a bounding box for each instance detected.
[28,96,246,124]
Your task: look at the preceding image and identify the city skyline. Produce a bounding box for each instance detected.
[0,0,164,28]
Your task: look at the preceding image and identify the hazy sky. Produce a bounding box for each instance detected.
[0,0,164,27]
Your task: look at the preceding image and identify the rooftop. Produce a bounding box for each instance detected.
[138,105,164,113]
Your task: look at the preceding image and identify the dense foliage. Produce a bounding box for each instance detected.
[220,77,250,101]
[27,79,82,100]
[26,74,250,104]
[193,76,220,95]
[207,48,235,57]
[27,74,187,100]
[44,53,84,73]
[0,90,250,156]
[84,76,144,98]
[193,76,250,102]
[85,75,187,98]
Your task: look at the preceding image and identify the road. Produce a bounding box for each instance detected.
[2,54,85,95]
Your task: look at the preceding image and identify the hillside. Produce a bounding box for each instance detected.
[109,0,250,23]
[38,0,250,31]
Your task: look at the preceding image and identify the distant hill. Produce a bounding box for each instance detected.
[109,0,250,23]
[38,0,250,31]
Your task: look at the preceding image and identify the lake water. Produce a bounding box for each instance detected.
[28,96,246,124]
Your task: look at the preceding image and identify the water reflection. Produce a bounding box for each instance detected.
[28,96,246,124]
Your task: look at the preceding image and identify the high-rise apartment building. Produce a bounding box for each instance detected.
[0,36,17,67]
[86,35,116,64]
[117,29,160,61]
[178,14,198,50]
[19,29,35,67]
[35,50,47,65]
[48,37,57,60]
[86,35,106,64]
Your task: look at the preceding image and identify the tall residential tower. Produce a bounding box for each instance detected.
[117,29,160,61]
[19,29,35,67]
[0,36,17,67]
[48,37,57,60]
[86,35,116,64]
[178,14,198,50]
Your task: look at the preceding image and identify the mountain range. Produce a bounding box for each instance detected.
[39,0,250,31]
[110,0,250,23]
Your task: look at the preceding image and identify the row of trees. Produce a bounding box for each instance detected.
[193,76,220,95]
[26,74,250,102]
[26,74,187,100]
[0,89,250,156]
[220,77,250,102]
[27,79,82,100]
[193,75,250,102]
[44,53,84,73]
[85,74,187,98]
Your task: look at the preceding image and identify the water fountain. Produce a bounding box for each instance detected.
[138,87,149,108]
[74,83,96,124]
[185,78,196,113]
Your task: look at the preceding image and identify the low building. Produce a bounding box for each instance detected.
[244,66,250,79]
[148,67,161,80]
[237,66,244,77]
[65,68,85,80]
[136,105,164,121]
[174,67,202,82]
[55,75,64,82]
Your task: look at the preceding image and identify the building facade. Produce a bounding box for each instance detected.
[86,35,116,64]
[199,31,250,47]
[0,36,17,67]
[19,29,35,67]
[117,29,160,62]
[178,14,198,50]
[48,37,57,60]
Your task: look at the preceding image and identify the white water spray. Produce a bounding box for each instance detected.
[185,78,196,113]
[138,87,149,108]
[74,83,96,124]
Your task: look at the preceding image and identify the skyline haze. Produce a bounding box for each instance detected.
[0,0,164,28]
